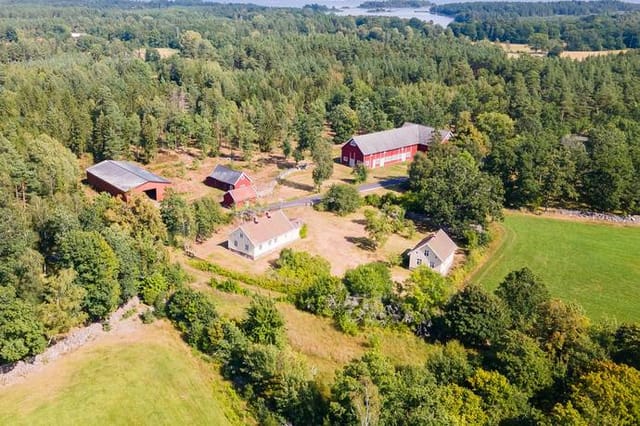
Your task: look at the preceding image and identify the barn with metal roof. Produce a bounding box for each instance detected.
[86,160,171,201]
[341,122,451,169]
[205,165,252,191]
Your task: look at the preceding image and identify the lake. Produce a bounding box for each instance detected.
[207,0,453,26]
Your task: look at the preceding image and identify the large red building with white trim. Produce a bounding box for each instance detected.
[341,123,451,169]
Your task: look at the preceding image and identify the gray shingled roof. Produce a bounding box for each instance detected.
[348,123,451,156]
[87,160,170,192]
[412,229,458,262]
[209,165,250,186]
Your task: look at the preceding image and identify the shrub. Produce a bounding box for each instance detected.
[299,223,308,239]
[241,296,285,347]
[140,309,156,324]
[335,312,359,336]
[318,184,361,216]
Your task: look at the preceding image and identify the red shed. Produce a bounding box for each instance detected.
[86,160,171,201]
[223,185,258,208]
[205,165,252,191]
[341,123,451,169]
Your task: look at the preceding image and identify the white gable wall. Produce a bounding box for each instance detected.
[409,247,455,276]
[229,228,255,258]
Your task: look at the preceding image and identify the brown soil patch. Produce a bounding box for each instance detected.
[192,206,424,277]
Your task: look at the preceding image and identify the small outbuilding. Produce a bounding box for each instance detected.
[228,210,302,259]
[223,185,258,208]
[341,122,451,169]
[86,160,171,201]
[206,165,252,191]
[408,229,457,276]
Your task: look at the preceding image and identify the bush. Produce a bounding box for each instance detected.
[335,311,359,335]
[241,296,285,347]
[318,184,361,216]
[364,193,382,208]
[140,309,156,324]
[213,278,247,295]
[299,223,308,239]
[167,288,220,353]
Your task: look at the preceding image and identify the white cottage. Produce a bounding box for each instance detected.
[228,210,302,259]
[408,229,457,276]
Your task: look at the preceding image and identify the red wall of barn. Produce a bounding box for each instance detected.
[340,142,364,166]
[86,172,170,202]
[87,172,125,199]
[362,144,420,169]
[234,175,252,189]
[206,174,252,191]
[131,181,170,201]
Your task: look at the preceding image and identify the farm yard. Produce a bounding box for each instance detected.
[471,212,640,322]
[142,146,408,205]
[0,321,251,426]
[191,203,430,280]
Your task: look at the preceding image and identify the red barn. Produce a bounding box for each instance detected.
[86,160,171,201]
[223,186,258,208]
[205,165,252,191]
[341,123,451,169]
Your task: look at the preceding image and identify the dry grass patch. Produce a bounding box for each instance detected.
[560,49,629,60]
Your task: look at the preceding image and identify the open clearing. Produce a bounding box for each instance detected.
[192,204,427,279]
[0,321,252,426]
[470,212,640,322]
[192,279,434,386]
[493,41,631,60]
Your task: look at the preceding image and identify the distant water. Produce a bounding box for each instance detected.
[207,0,453,26]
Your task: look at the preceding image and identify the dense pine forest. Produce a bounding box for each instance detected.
[0,1,639,424]
[433,1,640,50]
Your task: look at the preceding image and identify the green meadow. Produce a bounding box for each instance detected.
[0,324,252,426]
[472,213,640,322]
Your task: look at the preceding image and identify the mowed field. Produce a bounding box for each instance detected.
[0,322,252,426]
[471,212,640,322]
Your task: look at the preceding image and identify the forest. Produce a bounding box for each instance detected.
[432,1,640,50]
[0,1,639,424]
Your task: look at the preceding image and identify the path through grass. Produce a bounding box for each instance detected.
[471,213,640,322]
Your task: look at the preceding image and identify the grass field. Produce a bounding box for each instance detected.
[471,213,640,322]
[0,322,252,426]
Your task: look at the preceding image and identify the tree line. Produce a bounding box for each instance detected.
[432,1,640,51]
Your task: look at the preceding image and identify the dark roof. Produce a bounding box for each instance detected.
[86,160,170,192]
[346,123,451,156]
[209,165,250,186]
[412,229,457,261]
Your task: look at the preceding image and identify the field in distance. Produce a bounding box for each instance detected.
[471,212,640,322]
[0,321,252,426]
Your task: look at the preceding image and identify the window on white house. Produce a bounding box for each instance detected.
[424,250,429,256]
[245,244,249,251]
[430,262,435,268]
[417,258,422,265]
[234,240,238,247]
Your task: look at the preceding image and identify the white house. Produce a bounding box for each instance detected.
[228,210,302,259]
[408,229,458,276]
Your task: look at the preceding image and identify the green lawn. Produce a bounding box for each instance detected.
[0,323,252,426]
[471,213,640,322]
